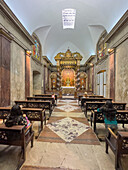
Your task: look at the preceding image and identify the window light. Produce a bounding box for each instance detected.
[62,8,76,29]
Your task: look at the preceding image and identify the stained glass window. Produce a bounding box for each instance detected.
[32,37,41,61]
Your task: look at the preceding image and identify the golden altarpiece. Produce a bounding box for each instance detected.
[54,49,82,96]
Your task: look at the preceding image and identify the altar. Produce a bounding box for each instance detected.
[62,86,76,95]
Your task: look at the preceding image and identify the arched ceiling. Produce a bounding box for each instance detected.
[4,0,128,64]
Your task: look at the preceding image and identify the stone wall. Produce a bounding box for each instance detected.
[10,42,25,105]
[115,39,128,103]
[0,1,34,105]
[106,11,128,103]
[94,10,128,103]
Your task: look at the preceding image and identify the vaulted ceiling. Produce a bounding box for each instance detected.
[4,0,128,64]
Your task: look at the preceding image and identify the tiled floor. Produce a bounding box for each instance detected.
[0,98,119,170]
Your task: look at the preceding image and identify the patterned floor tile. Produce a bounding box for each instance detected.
[56,104,80,112]
[47,117,90,142]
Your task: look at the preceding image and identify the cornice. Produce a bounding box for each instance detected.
[43,56,53,66]
[84,55,96,66]
[0,0,34,45]
[95,55,108,65]
[105,10,128,43]
[0,27,13,41]
[31,56,42,66]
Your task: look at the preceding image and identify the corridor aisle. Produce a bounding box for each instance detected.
[0,98,115,170]
[21,98,115,170]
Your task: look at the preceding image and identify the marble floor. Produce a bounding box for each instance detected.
[1,98,127,170]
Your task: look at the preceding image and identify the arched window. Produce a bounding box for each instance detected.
[96,30,107,61]
[32,34,41,61]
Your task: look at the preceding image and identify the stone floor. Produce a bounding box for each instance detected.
[0,98,128,170]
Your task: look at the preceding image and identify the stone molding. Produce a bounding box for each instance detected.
[31,56,42,66]
[0,0,34,45]
[95,55,108,65]
[105,10,128,43]
[0,26,13,41]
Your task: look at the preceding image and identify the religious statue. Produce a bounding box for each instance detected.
[66,74,71,86]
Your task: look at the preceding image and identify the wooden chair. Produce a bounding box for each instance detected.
[105,128,128,170]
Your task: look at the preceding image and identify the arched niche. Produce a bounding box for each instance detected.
[50,72,57,90]
[96,30,108,61]
[33,70,41,95]
[80,72,87,90]
[61,69,75,87]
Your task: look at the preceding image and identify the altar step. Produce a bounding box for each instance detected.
[61,95,76,100]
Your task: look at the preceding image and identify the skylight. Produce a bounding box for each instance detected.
[62,8,76,29]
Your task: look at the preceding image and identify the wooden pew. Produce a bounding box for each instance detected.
[84,102,126,117]
[27,96,55,107]
[91,110,128,132]
[0,107,46,138]
[106,128,128,170]
[0,124,34,169]
[81,98,112,109]
[78,95,104,105]
[35,94,57,104]
[15,100,52,117]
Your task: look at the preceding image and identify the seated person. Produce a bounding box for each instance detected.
[83,92,88,98]
[5,104,30,128]
[52,93,55,100]
[97,100,117,133]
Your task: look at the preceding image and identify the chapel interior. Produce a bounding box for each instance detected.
[0,0,128,170]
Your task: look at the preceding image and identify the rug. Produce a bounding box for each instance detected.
[21,165,77,170]
[38,117,100,145]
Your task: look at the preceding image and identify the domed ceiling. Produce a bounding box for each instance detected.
[4,0,128,64]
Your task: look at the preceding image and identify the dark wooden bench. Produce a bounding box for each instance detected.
[0,107,46,138]
[91,110,128,132]
[0,124,34,169]
[27,96,55,107]
[78,95,104,105]
[35,94,57,104]
[106,128,128,170]
[84,102,126,117]
[81,98,112,109]
[15,100,52,117]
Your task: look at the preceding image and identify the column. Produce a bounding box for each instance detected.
[0,28,12,106]
[25,51,31,98]
[109,49,115,101]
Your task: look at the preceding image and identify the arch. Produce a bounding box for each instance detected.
[50,72,57,90]
[96,30,108,61]
[61,69,75,87]
[80,72,87,90]
[33,70,41,95]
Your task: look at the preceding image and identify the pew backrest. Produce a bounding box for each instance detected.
[81,98,112,108]
[35,94,57,103]
[27,96,55,105]
[84,102,126,117]
[92,110,128,132]
[15,100,52,116]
